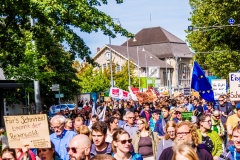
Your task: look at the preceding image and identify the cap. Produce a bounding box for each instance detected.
[152,110,161,114]
[236,103,240,110]
[176,107,185,113]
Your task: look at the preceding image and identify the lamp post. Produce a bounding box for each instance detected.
[133,38,144,90]
[30,16,41,114]
[127,37,131,87]
[145,51,152,89]
[109,18,121,87]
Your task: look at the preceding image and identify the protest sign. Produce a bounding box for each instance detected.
[104,97,111,102]
[119,90,129,100]
[181,112,193,121]
[128,87,140,101]
[4,114,51,148]
[183,88,191,96]
[212,79,226,100]
[229,73,240,101]
[136,89,157,103]
[109,87,120,98]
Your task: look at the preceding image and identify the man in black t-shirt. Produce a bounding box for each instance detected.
[159,121,213,160]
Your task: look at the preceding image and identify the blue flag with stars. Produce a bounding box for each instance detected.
[191,61,214,102]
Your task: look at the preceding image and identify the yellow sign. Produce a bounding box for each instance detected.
[4,114,51,148]
[104,97,111,102]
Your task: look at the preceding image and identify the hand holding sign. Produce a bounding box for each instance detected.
[4,114,51,148]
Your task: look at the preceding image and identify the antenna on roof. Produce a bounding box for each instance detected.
[150,13,152,27]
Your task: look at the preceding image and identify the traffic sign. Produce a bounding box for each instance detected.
[51,88,59,91]
[55,94,64,98]
[52,84,59,87]
[228,18,235,25]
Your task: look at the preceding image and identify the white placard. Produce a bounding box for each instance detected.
[229,73,240,101]
[212,79,226,100]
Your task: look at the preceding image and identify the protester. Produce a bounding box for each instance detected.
[154,105,176,139]
[217,95,233,125]
[88,115,99,131]
[73,116,85,133]
[50,115,76,160]
[205,102,214,115]
[156,120,177,160]
[175,108,184,122]
[0,128,8,150]
[65,118,73,130]
[183,97,194,112]
[36,142,62,160]
[149,110,160,132]
[68,134,91,160]
[111,129,143,160]
[122,111,138,138]
[134,109,140,122]
[197,114,223,159]
[172,144,199,160]
[226,103,240,144]
[78,125,92,141]
[106,117,119,143]
[140,103,152,122]
[211,110,225,138]
[219,125,240,159]
[132,117,159,160]
[159,121,213,160]
[90,121,112,157]
[15,145,36,160]
[2,147,17,160]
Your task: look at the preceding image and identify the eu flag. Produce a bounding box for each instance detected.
[191,61,214,102]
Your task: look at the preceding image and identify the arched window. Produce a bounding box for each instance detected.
[178,63,190,87]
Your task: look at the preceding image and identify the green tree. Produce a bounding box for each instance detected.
[114,60,138,91]
[187,0,240,78]
[73,61,110,93]
[0,0,133,105]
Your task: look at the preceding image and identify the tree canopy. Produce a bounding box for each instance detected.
[0,0,133,105]
[187,0,240,79]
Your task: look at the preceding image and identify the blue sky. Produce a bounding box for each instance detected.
[75,0,192,59]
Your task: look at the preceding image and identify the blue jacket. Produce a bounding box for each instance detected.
[154,117,178,136]
[112,152,143,160]
[218,145,240,160]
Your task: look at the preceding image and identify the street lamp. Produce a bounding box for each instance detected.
[133,38,146,90]
[109,18,121,87]
[145,53,152,89]
[127,37,130,87]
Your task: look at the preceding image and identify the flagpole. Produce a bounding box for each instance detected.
[189,61,195,94]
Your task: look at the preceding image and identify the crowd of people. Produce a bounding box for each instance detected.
[1,93,240,160]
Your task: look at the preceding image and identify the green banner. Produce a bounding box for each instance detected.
[104,92,109,97]
[140,77,156,88]
[181,112,193,121]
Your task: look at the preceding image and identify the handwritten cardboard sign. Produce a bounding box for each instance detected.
[212,79,226,100]
[4,114,51,148]
[229,73,240,101]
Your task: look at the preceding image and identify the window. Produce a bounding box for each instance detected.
[116,64,121,72]
[103,63,107,69]
[178,63,190,87]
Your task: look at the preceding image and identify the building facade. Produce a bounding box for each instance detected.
[93,26,194,91]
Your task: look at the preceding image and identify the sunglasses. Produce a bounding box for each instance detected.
[67,147,78,153]
[118,139,132,144]
[214,115,220,119]
[175,112,181,115]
